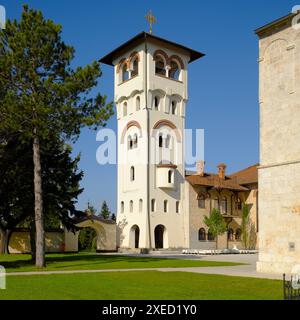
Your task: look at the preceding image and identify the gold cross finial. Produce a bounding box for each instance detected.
[145,10,156,34]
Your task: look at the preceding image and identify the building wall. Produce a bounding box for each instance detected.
[257,18,300,273]
[185,182,258,250]
[8,230,78,254]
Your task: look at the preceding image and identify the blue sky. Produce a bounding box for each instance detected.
[3,0,297,213]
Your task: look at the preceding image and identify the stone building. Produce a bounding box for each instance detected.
[100,32,259,251]
[185,163,258,250]
[256,12,300,273]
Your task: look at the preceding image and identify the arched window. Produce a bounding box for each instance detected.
[123,102,127,117]
[159,134,163,148]
[176,201,180,213]
[130,166,135,181]
[122,64,129,82]
[235,228,242,241]
[164,200,168,213]
[136,96,140,111]
[139,199,143,212]
[154,96,160,110]
[155,56,166,76]
[169,60,180,80]
[207,229,215,241]
[165,135,171,148]
[168,170,173,184]
[228,228,234,241]
[133,134,138,148]
[129,200,133,213]
[213,198,219,210]
[151,199,156,212]
[221,197,227,214]
[171,101,177,115]
[198,228,206,241]
[131,58,138,77]
[120,201,124,214]
[198,194,206,209]
[236,197,242,210]
[128,135,133,150]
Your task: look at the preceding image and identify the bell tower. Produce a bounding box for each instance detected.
[100,32,204,250]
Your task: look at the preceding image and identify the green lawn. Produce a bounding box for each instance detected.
[0,271,282,300]
[0,253,242,273]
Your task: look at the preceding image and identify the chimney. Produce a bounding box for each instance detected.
[196,160,205,176]
[217,163,227,179]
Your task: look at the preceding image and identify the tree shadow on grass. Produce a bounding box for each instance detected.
[1,254,171,271]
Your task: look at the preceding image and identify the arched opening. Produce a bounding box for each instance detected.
[130,225,140,249]
[122,64,129,82]
[120,201,124,214]
[123,102,128,117]
[163,200,168,213]
[136,96,140,111]
[159,134,163,148]
[130,166,135,181]
[221,197,227,214]
[198,194,206,209]
[155,225,166,249]
[176,201,180,213]
[131,58,138,77]
[228,228,234,241]
[133,134,138,148]
[151,199,156,212]
[198,228,206,241]
[155,56,166,76]
[169,60,180,80]
[171,101,177,115]
[213,198,219,210]
[235,228,242,241]
[154,96,160,110]
[129,200,133,213]
[78,227,97,252]
[139,199,143,212]
[168,170,173,183]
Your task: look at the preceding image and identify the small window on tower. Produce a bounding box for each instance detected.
[176,201,180,213]
[171,101,177,115]
[164,200,168,213]
[168,170,173,184]
[154,96,160,111]
[133,134,138,148]
[129,200,133,213]
[123,102,128,117]
[136,96,140,111]
[120,201,124,214]
[130,166,135,181]
[159,134,163,148]
[151,199,156,212]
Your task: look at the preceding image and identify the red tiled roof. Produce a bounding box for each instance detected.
[186,174,249,191]
[229,164,258,185]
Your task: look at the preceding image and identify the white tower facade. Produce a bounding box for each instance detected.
[100,32,204,250]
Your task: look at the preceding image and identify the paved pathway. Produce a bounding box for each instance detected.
[5,254,283,280]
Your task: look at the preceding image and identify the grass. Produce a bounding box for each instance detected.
[0,253,243,273]
[0,271,282,300]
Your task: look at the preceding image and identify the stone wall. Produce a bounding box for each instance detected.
[257,15,300,273]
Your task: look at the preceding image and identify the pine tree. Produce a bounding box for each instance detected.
[100,201,111,220]
[0,5,113,267]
